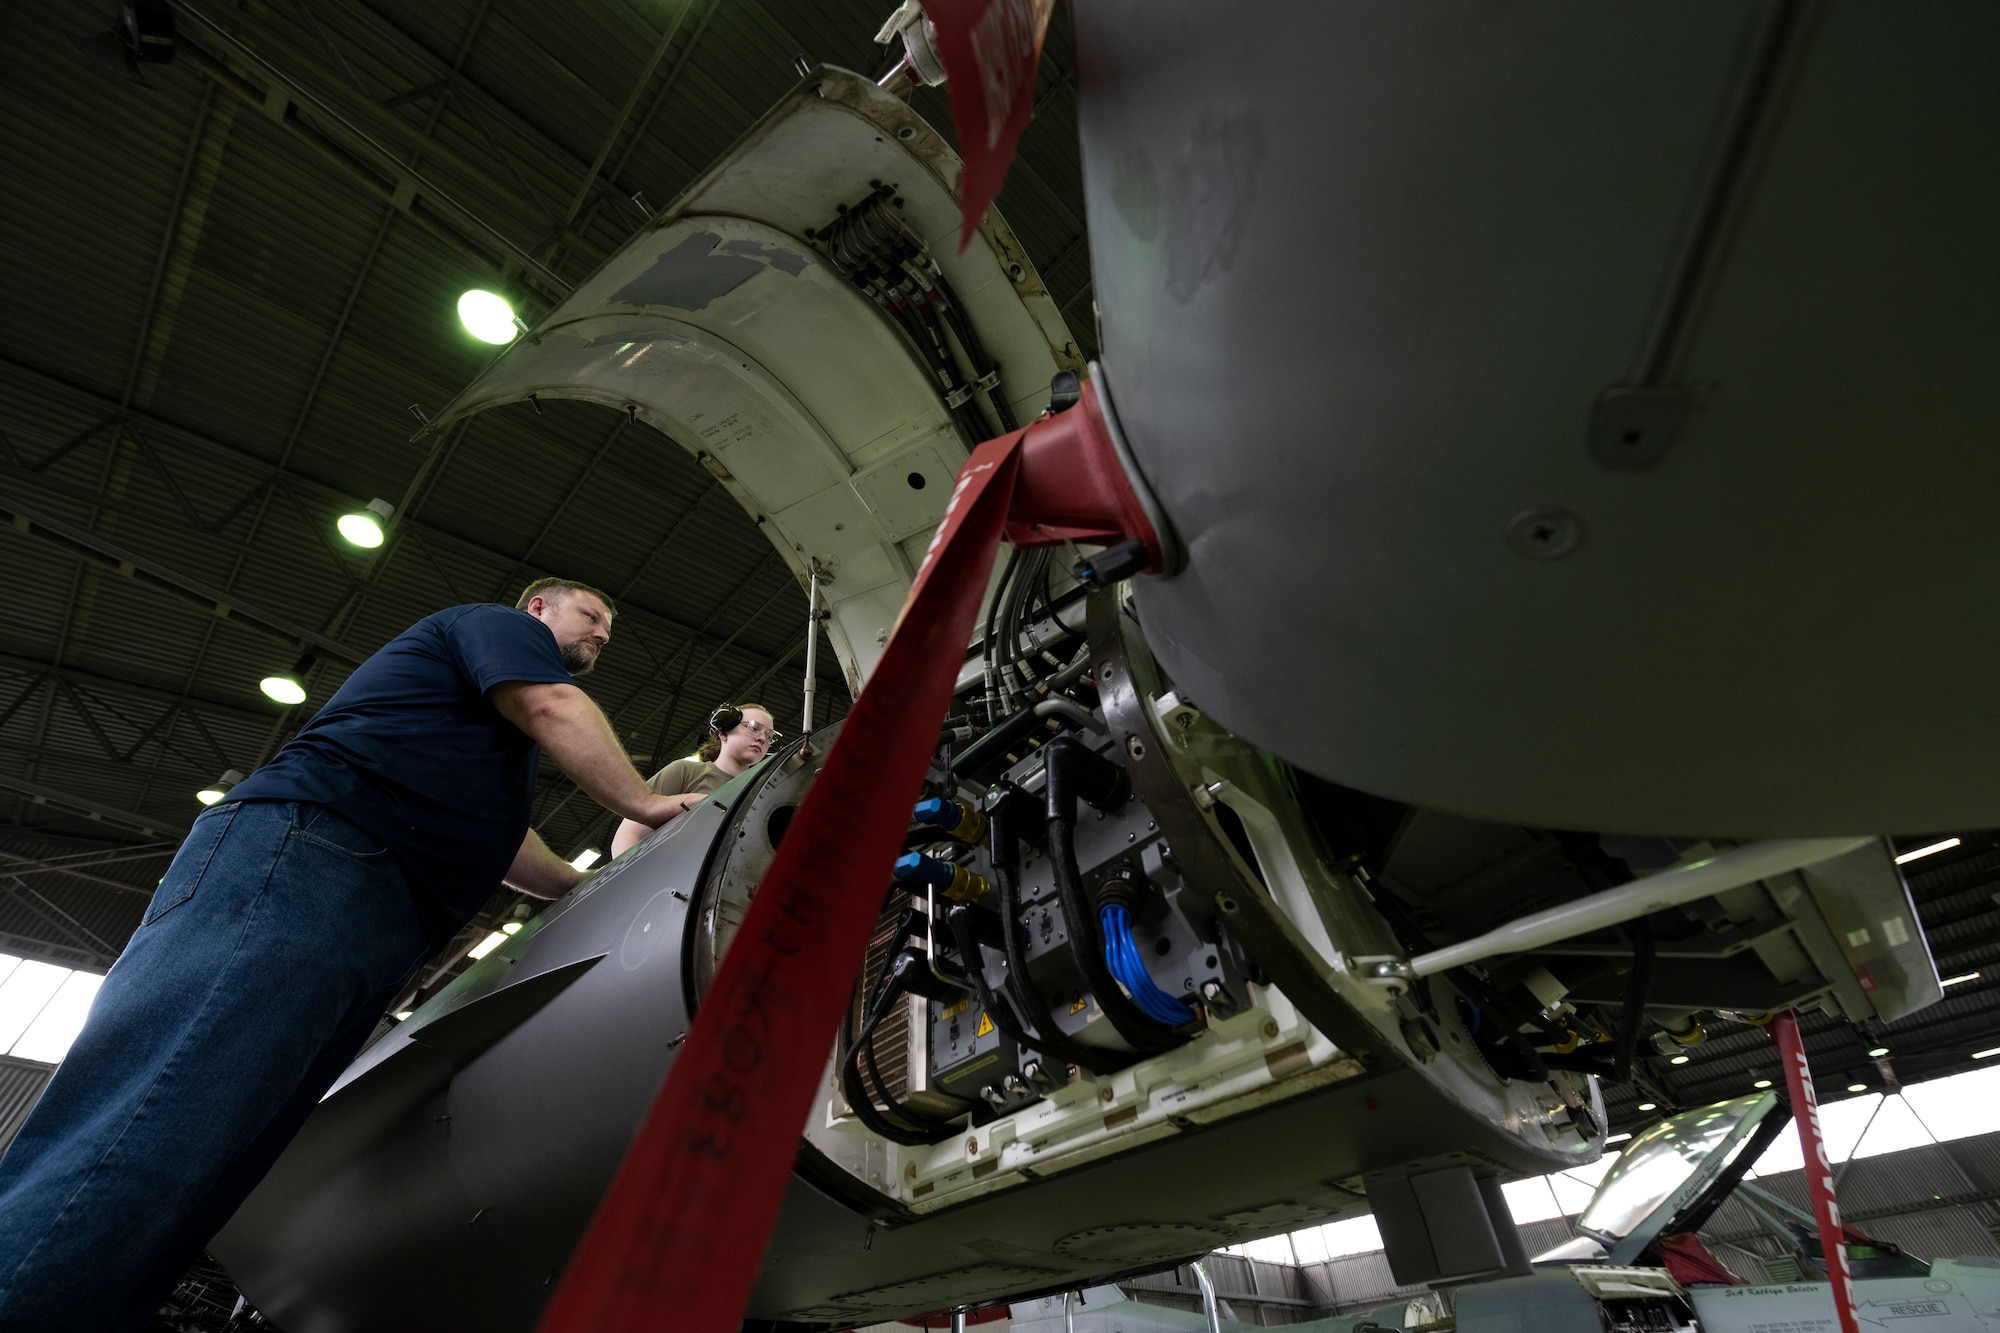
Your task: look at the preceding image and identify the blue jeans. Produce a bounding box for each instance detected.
[0,800,435,1333]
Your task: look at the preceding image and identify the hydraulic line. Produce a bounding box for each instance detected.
[939,297,1018,433]
[983,547,1024,717]
[815,189,1015,440]
[947,705,1042,778]
[1044,739,1182,1055]
[988,788,1123,1076]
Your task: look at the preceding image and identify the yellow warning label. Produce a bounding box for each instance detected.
[975,1011,994,1038]
[942,999,970,1020]
[1068,993,1087,1015]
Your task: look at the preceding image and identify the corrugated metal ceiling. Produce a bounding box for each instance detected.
[1,0,1093,982]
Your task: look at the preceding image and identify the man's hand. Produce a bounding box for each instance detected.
[488,680,674,824]
[610,791,706,857]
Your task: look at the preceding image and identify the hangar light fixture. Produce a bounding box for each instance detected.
[569,848,603,871]
[1894,837,1961,864]
[1975,1046,2000,1060]
[466,930,508,961]
[261,654,314,707]
[1636,1102,1657,1112]
[457,289,518,345]
[1753,1079,1773,1089]
[1942,971,1981,987]
[1847,1083,1867,1093]
[196,768,245,806]
[337,498,394,548]
[1868,1046,1890,1058]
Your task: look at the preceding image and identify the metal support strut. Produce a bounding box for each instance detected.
[1398,837,1871,978]
[802,561,822,737]
[1190,1258,1223,1333]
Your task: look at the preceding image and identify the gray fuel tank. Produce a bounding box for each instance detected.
[1077,1,2000,835]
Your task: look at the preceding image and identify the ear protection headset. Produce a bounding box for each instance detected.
[708,705,744,735]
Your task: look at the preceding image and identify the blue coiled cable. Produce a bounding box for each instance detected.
[1098,903,1194,1027]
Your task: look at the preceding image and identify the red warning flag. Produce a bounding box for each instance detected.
[537,384,1161,1333]
[926,0,1056,250]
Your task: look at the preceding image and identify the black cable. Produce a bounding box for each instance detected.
[842,946,958,1144]
[1451,966,1551,1083]
[989,790,1124,1076]
[888,299,987,443]
[1611,920,1656,1084]
[947,904,1037,1049]
[999,550,1037,703]
[1048,818,1180,1054]
[936,280,1018,434]
[984,547,1023,681]
[1041,738,1180,1055]
[838,1000,926,1143]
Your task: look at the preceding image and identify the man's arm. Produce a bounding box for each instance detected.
[609,792,706,857]
[505,828,591,900]
[488,681,680,826]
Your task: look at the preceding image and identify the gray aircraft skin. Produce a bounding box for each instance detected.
[215,6,1987,1325]
[213,594,1930,1331]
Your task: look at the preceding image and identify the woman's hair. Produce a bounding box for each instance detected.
[696,701,772,763]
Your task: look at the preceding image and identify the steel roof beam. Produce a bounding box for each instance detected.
[0,872,122,967]
[0,495,366,665]
[0,774,188,840]
[0,845,175,881]
[175,1,571,298]
[1,356,818,677]
[0,652,277,734]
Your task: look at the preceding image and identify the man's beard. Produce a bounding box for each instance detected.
[560,640,598,675]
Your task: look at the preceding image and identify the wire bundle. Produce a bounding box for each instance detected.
[1098,903,1195,1027]
[812,189,1017,447]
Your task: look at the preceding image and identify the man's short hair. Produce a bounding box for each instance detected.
[516,577,617,620]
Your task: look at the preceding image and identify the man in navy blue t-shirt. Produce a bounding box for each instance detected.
[0,577,686,1332]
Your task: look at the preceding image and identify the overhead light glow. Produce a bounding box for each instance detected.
[196,767,245,807]
[1847,1083,1868,1093]
[1974,1047,2000,1060]
[1754,1079,1773,1089]
[466,930,508,961]
[1636,1102,1657,1112]
[394,1010,414,1021]
[1604,1132,1631,1144]
[1868,1046,1890,1058]
[458,289,518,344]
[259,674,307,706]
[501,921,523,935]
[337,496,395,550]
[1942,972,1981,988]
[569,848,603,871]
[1895,837,1962,865]
[1670,1055,1690,1065]
[0,954,104,1065]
